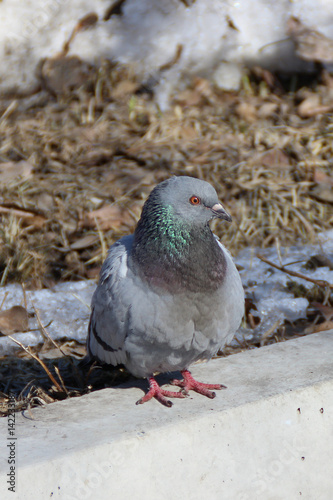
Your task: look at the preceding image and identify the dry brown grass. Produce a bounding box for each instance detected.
[0,63,333,287]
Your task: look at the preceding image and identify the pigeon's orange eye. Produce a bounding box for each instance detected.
[189,196,201,205]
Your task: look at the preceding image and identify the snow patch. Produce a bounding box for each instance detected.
[1,0,333,107]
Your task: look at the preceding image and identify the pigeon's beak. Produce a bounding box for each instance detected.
[211,203,232,222]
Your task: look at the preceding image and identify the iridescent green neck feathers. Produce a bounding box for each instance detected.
[131,203,226,293]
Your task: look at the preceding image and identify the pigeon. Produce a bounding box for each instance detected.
[87,176,244,407]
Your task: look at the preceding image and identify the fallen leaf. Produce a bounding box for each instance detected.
[0,205,47,229]
[0,160,34,183]
[70,234,99,250]
[310,184,333,203]
[245,297,260,328]
[235,102,257,122]
[112,80,139,99]
[0,306,29,335]
[305,320,333,334]
[259,148,291,169]
[175,90,204,107]
[193,77,213,98]
[40,55,94,95]
[288,16,333,63]
[252,67,280,91]
[305,254,333,270]
[38,341,87,360]
[80,204,133,231]
[311,302,333,321]
[86,267,101,279]
[101,166,156,199]
[298,94,332,118]
[313,168,333,186]
[35,193,54,212]
[179,126,198,140]
[78,148,115,166]
[77,12,99,31]
[257,102,279,119]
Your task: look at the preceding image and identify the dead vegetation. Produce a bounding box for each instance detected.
[1,59,333,415]
[1,61,333,286]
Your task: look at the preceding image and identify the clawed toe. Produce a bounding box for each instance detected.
[170,370,226,398]
[136,371,226,407]
[136,376,185,407]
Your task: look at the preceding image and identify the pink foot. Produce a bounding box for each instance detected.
[170,370,226,399]
[136,376,186,407]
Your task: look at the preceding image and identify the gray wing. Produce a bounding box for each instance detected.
[87,234,134,366]
[215,235,244,342]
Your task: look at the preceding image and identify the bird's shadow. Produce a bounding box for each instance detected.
[114,371,183,394]
[82,359,184,397]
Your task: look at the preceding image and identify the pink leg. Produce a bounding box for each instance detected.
[136,376,186,407]
[170,370,226,399]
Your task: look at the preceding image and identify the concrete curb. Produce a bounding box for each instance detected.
[1,332,332,499]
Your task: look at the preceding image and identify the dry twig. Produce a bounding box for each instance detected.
[7,336,64,393]
[257,254,333,289]
[33,304,67,357]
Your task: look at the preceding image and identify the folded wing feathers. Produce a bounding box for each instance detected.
[87,235,133,366]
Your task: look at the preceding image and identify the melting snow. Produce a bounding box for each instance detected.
[1,0,333,108]
[1,231,333,355]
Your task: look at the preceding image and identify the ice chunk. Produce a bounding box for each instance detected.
[236,230,333,339]
[1,230,333,356]
[0,281,95,356]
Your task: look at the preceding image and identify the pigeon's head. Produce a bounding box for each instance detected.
[153,176,231,226]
